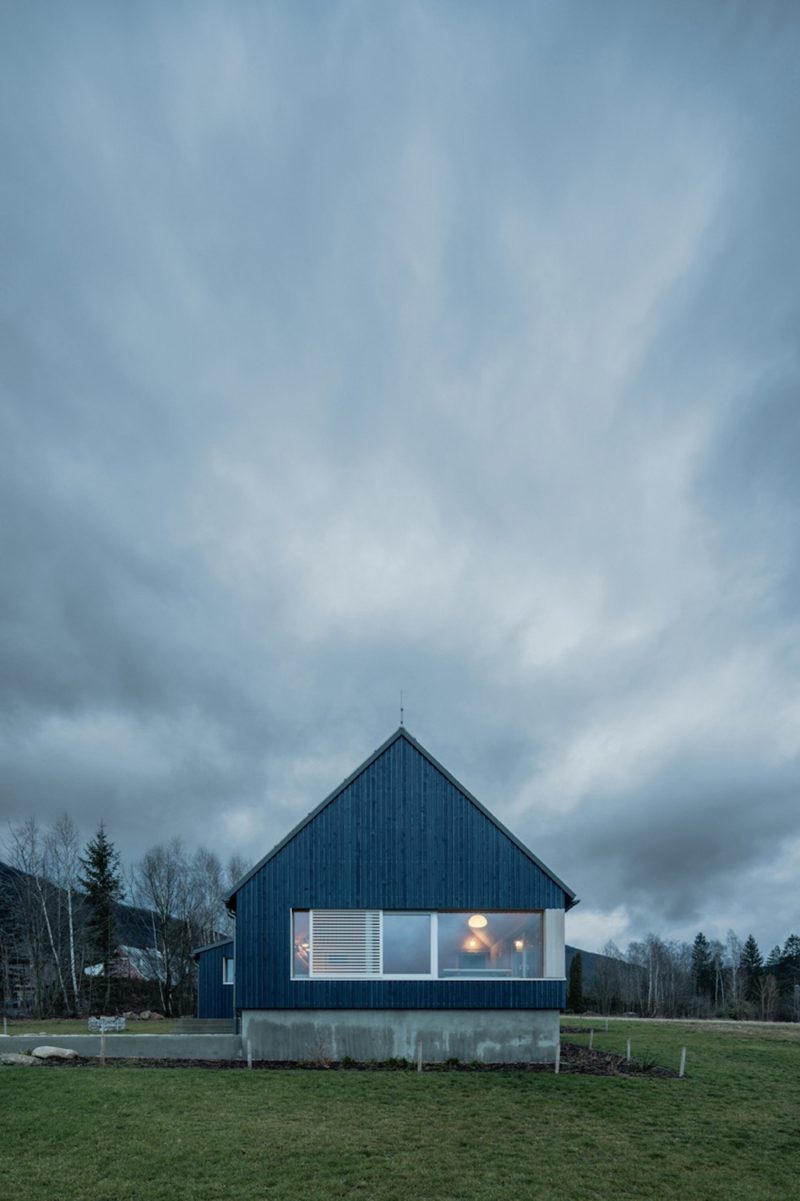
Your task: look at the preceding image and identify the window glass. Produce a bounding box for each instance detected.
[437,912,542,978]
[292,910,310,978]
[383,913,431,975]
[222,956,234,985]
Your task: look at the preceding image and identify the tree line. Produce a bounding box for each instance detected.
[0,815,248,1018]
[568,930,800,1022]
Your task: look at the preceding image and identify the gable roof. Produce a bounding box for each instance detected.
[226,728,578,910]
[192,937,234,957]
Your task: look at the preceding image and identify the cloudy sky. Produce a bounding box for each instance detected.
[2,3,798,955]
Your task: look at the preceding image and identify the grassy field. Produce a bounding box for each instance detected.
[1,1018,797,1201]
[4,1018,177,1035]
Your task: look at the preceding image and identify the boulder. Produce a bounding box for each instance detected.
[149,1011,165,1020]
[1,1053,42,1066]
[31,1046,79,1060]
[139,1010,151,1020]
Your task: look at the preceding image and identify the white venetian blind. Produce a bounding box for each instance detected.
[310,910,381,977]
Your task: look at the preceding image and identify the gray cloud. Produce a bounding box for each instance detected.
[1,3,798,954]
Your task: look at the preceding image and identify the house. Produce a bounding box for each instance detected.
[195,727,577,1062]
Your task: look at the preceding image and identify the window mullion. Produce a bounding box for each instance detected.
[431,912,438,978]
[378,909,384,976]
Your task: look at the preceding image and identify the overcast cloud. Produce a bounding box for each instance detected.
[2,2,798,954]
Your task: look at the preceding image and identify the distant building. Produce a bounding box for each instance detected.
[195,727,577,1062]
[84,945,166,982]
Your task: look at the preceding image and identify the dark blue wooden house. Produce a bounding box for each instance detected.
[195,727,577,1062]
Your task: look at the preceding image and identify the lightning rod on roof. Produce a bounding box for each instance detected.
[400,690,404,727]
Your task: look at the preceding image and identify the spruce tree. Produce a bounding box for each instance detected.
[691,932,714,1001]
[766,944,782,968]
[739,934,763,1004]
[79,823,122,1009]
[567,951,584,1013]
[778,934,800,1010]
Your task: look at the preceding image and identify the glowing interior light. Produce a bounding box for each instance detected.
[468,914,488,929]
[514,939,524,952]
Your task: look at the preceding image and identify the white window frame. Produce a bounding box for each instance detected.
[380,911,437,979]
[291,909,556,981]
[222,956,234,986]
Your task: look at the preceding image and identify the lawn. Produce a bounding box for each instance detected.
[4,1018,177,1035]
[1,1019,797,1201]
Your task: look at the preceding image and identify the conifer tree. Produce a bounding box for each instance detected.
[766,944,782,968]
[691,932,714,1001]
[739,934,763,1004]
[778,934,800,1013]
[79,823,122,1008]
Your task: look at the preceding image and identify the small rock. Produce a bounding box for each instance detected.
[1,1053,42,1066]
[31,1046,79,1060]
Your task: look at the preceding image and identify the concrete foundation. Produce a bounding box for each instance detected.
[0,1034,242,1060]
[241,1008,559,1064]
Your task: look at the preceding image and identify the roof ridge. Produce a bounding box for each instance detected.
[225,727,577,908]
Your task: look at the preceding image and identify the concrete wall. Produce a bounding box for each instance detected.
[242,1008,559,1063]
[0,1034,242,1060]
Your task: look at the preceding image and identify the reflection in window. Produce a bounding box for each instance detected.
[383,913,431,975]
[292,910,310,977]
[437,912,542,978]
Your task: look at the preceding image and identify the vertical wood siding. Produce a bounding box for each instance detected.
[196,941,234,1019]
[235,733,569,1011]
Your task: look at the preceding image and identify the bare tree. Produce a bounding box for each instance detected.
[6,819,69,1015]
[45,815,87,1013]
[725,930,743,1015]
[759,972,778,1021]
[131,838,198,1016]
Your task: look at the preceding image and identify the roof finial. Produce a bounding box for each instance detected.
[400,690,404,727]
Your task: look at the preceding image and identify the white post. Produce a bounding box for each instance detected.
[679,1046,686,1078]
[589,1029,593,1050]
[626,1038,631,1062]
[100,1032,106,1066]
[554,1041,560,1074]
[416,1039,423,1073]
[247,1039,253,1070]
[605,1017,609,1033]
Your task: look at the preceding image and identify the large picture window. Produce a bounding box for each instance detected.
[291,910,544,979]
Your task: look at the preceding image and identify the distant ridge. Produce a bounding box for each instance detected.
[0,859,159,949]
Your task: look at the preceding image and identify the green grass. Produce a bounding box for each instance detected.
[4,1018,177,1035]
[1,1019,798,1200]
